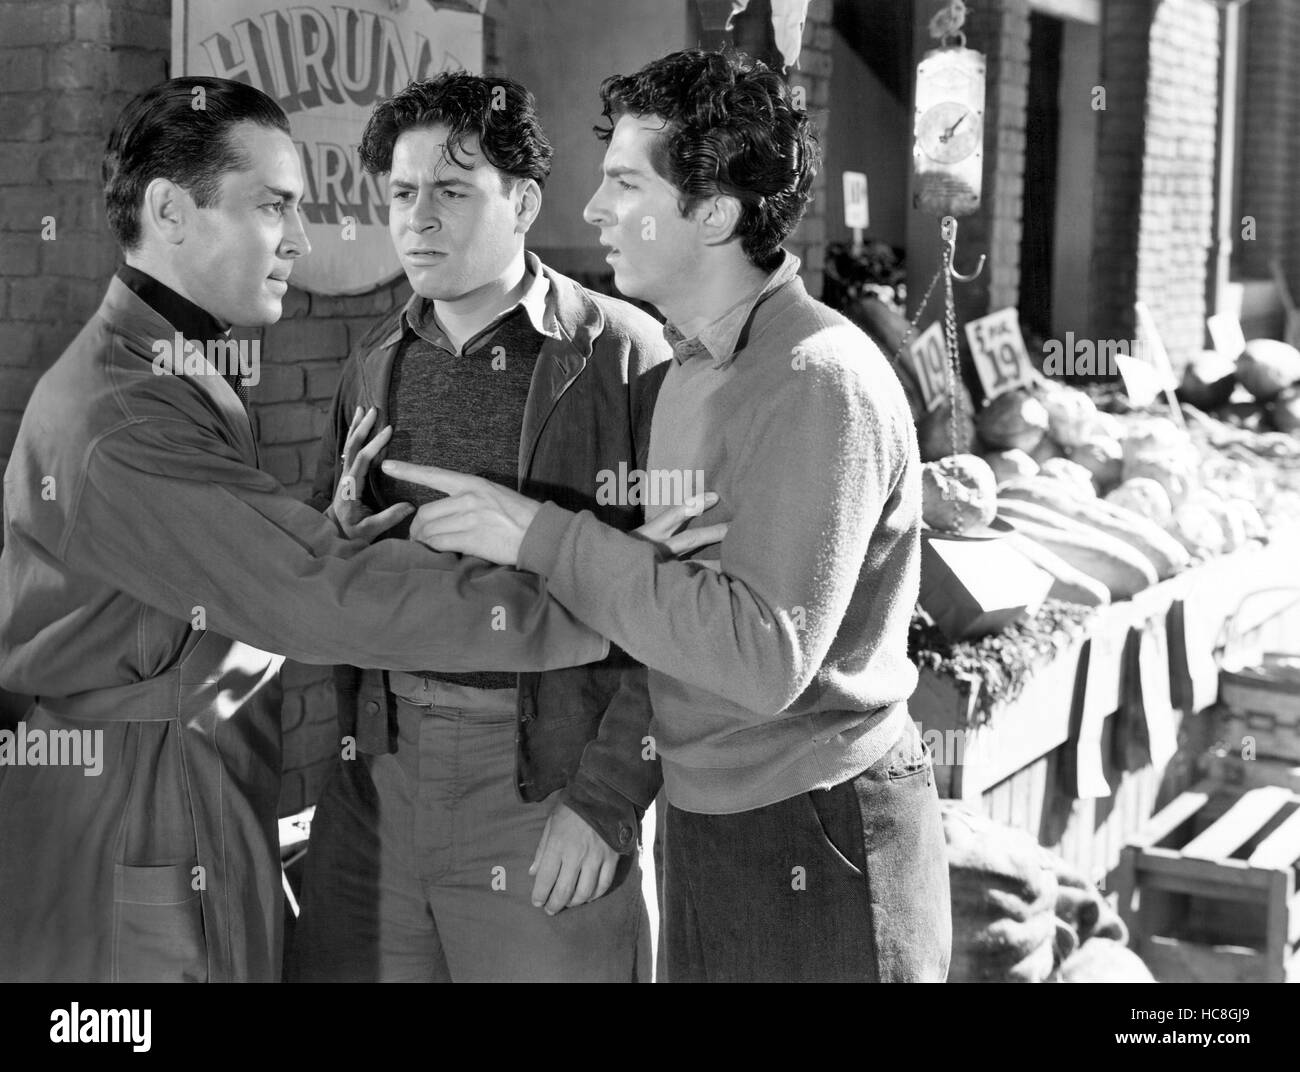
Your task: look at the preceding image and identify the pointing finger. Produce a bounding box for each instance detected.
[380,460,474,494]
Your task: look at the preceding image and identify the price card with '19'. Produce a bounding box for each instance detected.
[907,321,948,412]
[965,307,1035,399]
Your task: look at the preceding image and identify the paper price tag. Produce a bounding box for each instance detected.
[842,171,869,230]
[964,308,1034,399]
[907,321,948,412]
[1133,302,1179,392]
[1207,313,1246,360]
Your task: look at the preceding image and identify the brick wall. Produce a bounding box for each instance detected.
[1091,0,1220,365]
[0,0,169,478]
[969,0,1030,319]
[1237,0,1300,295]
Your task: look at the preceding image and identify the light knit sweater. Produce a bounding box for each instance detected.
[518,263,921,813]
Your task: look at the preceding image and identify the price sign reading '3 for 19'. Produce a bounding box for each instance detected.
[908,321,948,412]
[964,308,1035,400]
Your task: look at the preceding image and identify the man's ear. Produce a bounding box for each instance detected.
[514,177,542,235]
[697,193,744,249]
[141,177,190,247]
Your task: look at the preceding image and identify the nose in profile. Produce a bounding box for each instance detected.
[282,205,311,258]
[583,187,610,228]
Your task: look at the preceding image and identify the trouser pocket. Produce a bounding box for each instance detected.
[852,720,953,981]
[113,862,207,983]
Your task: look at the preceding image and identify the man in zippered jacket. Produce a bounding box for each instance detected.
[0,76,610,984]
[288,75,684,983]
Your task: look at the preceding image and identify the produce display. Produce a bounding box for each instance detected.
[943,377,1300,629]
[899,300,1300,657]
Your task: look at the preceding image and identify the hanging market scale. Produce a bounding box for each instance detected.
[896,0,988,456]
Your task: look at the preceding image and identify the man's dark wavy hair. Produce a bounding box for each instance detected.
[595,48,820,269]
[359,73,553,190]
[103,77,290,252]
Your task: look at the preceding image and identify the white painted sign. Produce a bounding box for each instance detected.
[964,307,1034,400]
[1207,313,1246,360]
[1133,302,1179,391]
[842,171,869,230]
[173,0,483,295]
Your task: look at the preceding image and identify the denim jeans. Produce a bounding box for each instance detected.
[288,696,649,982]
[663,716,952,982]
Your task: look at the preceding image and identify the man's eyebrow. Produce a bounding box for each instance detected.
[261,185,301,204]
[388,176,474,189]
[604,165,646,179]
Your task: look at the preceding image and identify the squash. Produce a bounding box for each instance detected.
[995,510,1157,600]
[1269,384,1300,435]
[998,481,1190,579]
[1106,478,1174,527]
[1066,436,1123,494]
[1122,454,1196,507]
[976,389,1050,452]
[1003,532,1111,607]
[1039,385,1098,448]
[983,448,1039,486]
[1038,457,1098,498]
[918,380,977,461]
[1237,338,1300,402]
[922,454,998,533]
[1029,433,1065,466]
[1168,503,1226,556]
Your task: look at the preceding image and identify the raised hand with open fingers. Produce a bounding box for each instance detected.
[330,406,414,542]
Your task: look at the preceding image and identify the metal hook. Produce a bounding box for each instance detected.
[941,215,986,282]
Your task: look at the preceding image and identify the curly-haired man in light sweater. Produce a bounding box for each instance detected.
[383,48,952,983]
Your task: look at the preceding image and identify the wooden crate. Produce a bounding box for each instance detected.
[1220,655,1300,765]
[1113,781,1300,982]
[1201,751,1300,796]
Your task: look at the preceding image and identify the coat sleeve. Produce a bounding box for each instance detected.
[556,311,670,852]
[60,416,608,673]
[560,318,670,851]
[305,357,355,517]
[561,653,661,853]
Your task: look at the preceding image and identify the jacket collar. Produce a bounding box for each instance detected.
[358,256,606,490]
[94,276,258,461]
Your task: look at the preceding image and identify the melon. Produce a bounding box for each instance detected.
[1237,338,1300,401]
[922,454,999,533]
[976,389,1050,452]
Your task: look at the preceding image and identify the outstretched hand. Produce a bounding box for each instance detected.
[383,461,540,565]
[386,459,729,566]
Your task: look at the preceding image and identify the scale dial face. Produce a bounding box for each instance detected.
[916,100,982,165]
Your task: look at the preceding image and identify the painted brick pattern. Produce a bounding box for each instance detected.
[1091,0,1220,366]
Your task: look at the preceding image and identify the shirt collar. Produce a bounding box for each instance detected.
[402,250,559,352]
[662,251,802,369]
[116,264,228,343]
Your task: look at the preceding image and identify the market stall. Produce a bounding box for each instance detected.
[882,309,1300,982]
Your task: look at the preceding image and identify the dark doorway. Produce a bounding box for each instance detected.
[1019,12,1063,344]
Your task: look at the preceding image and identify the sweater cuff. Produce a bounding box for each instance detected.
[518,500,577,579]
